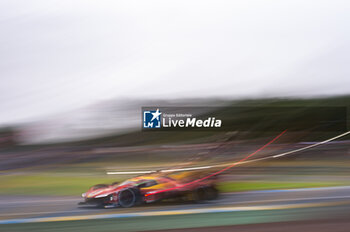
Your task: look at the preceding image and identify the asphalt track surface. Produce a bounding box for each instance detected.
[151,218,350,232]
[1,132,349,230]
[1,185,350,224]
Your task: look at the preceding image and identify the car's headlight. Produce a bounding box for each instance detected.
[95,193,109,198]
[82,193,86,198]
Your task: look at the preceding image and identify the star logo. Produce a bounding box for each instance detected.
[150,109,162,122]
[143,108,162,128]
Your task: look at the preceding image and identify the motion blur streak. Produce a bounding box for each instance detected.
[273,131,350,158]
[112,130,350,176]
[106,171,156,175]
[145,130,287,197]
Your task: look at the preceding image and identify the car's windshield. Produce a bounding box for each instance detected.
[119,180,138,186]
[139,179,158,188]
[119,179,158,187]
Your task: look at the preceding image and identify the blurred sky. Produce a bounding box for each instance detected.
[1,0,350,125]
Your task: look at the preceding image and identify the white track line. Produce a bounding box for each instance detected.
[107,171,156,175]
[160,166,214,172]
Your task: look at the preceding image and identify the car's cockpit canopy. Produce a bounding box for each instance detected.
[120,179,158,188]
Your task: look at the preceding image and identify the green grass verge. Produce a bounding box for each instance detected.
[0,175,123,196]
[0,174,347,196]
[217,181,346,193]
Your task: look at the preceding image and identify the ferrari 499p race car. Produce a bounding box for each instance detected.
[79,171,218,208]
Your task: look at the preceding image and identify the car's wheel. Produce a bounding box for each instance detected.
[118,188,140,208]
[186,187,206,203]
[194,187,207,202]
[204,186,219,200]
[192,186,219,202]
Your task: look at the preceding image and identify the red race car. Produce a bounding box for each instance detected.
[79,171,218,208]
